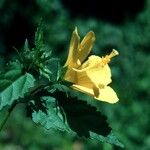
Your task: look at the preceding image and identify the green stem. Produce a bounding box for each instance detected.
[0,102,17,132]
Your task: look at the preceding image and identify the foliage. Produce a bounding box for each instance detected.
[0,25,124,149]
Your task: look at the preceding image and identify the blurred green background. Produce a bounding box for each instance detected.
[0,0,150,149]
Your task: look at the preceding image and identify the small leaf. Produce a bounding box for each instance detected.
[90,132,124,148]
[32,105,70,132]
[51,83,70,93]
[34,22,44,50]
[0,73,35,110]
[26,97,47,118]
[47,58,61,82]
[24,39,30,52]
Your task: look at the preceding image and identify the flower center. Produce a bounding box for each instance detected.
[101,49,119,66]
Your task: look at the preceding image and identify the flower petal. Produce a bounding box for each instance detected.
[85,56,112,86]
[72,85,119,103]
[96,86,119,103]
[64,27,80,68]
[74,55,112,86]
[78,31,95,64]
[63,68,77,83]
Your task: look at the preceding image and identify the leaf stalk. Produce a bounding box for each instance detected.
[0,101,17,132]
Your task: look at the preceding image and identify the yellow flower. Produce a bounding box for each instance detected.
[64,27,95,68]
[64,27,119,103]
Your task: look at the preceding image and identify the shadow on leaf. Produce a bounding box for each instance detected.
[54,90,111,137]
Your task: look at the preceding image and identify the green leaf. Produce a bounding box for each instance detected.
[0,73,35,110]
[90,132,124,148]
[0,61,23,90]
[30,84,124,147]
[34,21,44,50]
[46,58,61,82]
[51,83,70,93]
[55,90,111,136]
[32,97,70,132]
[24,39,30,52]
[50,85,124,147]
[26,97,48,118]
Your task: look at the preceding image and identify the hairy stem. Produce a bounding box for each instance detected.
[0,101,17,132]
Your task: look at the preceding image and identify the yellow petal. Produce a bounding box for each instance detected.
[72,84,96,97]
[73,55,112,86]
[86,56,112,86]
[72,85,119,103]
[64,27,80,68]
[72,68,94,88]
[63,67,77,83]
[96,86,119,103]
[78,31,95,64]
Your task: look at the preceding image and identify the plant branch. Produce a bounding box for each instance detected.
[0,101,17,132]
